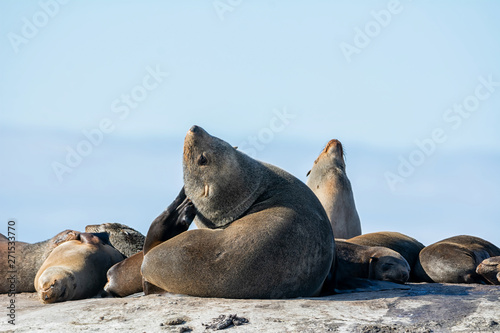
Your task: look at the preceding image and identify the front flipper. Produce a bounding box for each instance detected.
[334,278,410,294]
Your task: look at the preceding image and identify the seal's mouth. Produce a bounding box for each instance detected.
[40,284,66,304]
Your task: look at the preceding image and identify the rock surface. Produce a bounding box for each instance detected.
[1,283,499,332]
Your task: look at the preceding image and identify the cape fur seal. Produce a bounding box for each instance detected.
[141,125,334,298]
[35,233,124,303]
[476,256,500,285]
[104,251,144,297]
[85,223,145,258]
[346,231,425,281]
[104,188,195,297]
[414,235,500,283]
[322,240,409,294]
[306,139,361,239]
[0,230,80,293]
[334,240,410,284]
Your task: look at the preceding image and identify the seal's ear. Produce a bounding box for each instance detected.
[306,170,311,177]
[368,257,378,279]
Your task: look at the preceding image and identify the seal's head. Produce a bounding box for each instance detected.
[476,256,500,285]
[369,248,411,284]
[36,267,77,304]
[183,125,265,228]
[307,139,345,177]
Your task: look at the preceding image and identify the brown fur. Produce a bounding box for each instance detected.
[85,223,145,257]
[104,251,144,297]
[333,240,410,285]
[346,231,424,281]
[414,235,500,283]
[142,126,334,298]
[306,139,361,239]
[35,233,124,303]
[476,256,500,285]
[0,230,80,293]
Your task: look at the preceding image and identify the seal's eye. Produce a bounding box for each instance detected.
[198,154,208,166]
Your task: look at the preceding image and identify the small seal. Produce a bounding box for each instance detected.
[141,126,334,298]
[414,235,500,283]
[322,240,410,293]
[0,229,80,293]
[34,233,124,303]
[306,139,361,239]
[346,231,425,281]
[476,256,500,285]
[104,251,144,297]
[85,223,145,258]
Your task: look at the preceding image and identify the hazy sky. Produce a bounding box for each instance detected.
[1,0,499,246]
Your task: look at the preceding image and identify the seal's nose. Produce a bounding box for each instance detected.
[189,125,201,133]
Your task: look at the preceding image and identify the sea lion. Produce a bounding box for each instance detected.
[0,229,80,293]
[306,139,361,239]
[414,235,500,283]
[476,256,500,285]
[141,125,334,298]
[104,251,144,297]
[104,188,195,297]
[34,233,124,303]
[346,231,425,281]
[85,223,145,257]
[329,240,410,289]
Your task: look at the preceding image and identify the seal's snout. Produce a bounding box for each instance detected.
[189,125,200,133]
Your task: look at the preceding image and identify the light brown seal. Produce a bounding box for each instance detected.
[104,188,195,297]
[476,256,500,285]
[141,125,334,298]
[34,233,124,303]
[346,231,425,281]
[0,230,80,293]
[306,139,361,239]
[85,223,145,258]
[414,235,500,283]
[104,251,144,297]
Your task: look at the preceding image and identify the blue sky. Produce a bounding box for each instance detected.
[1,0,499,247]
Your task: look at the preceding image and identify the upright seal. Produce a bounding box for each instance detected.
[141,126,334,298]
[306,139,361,239]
